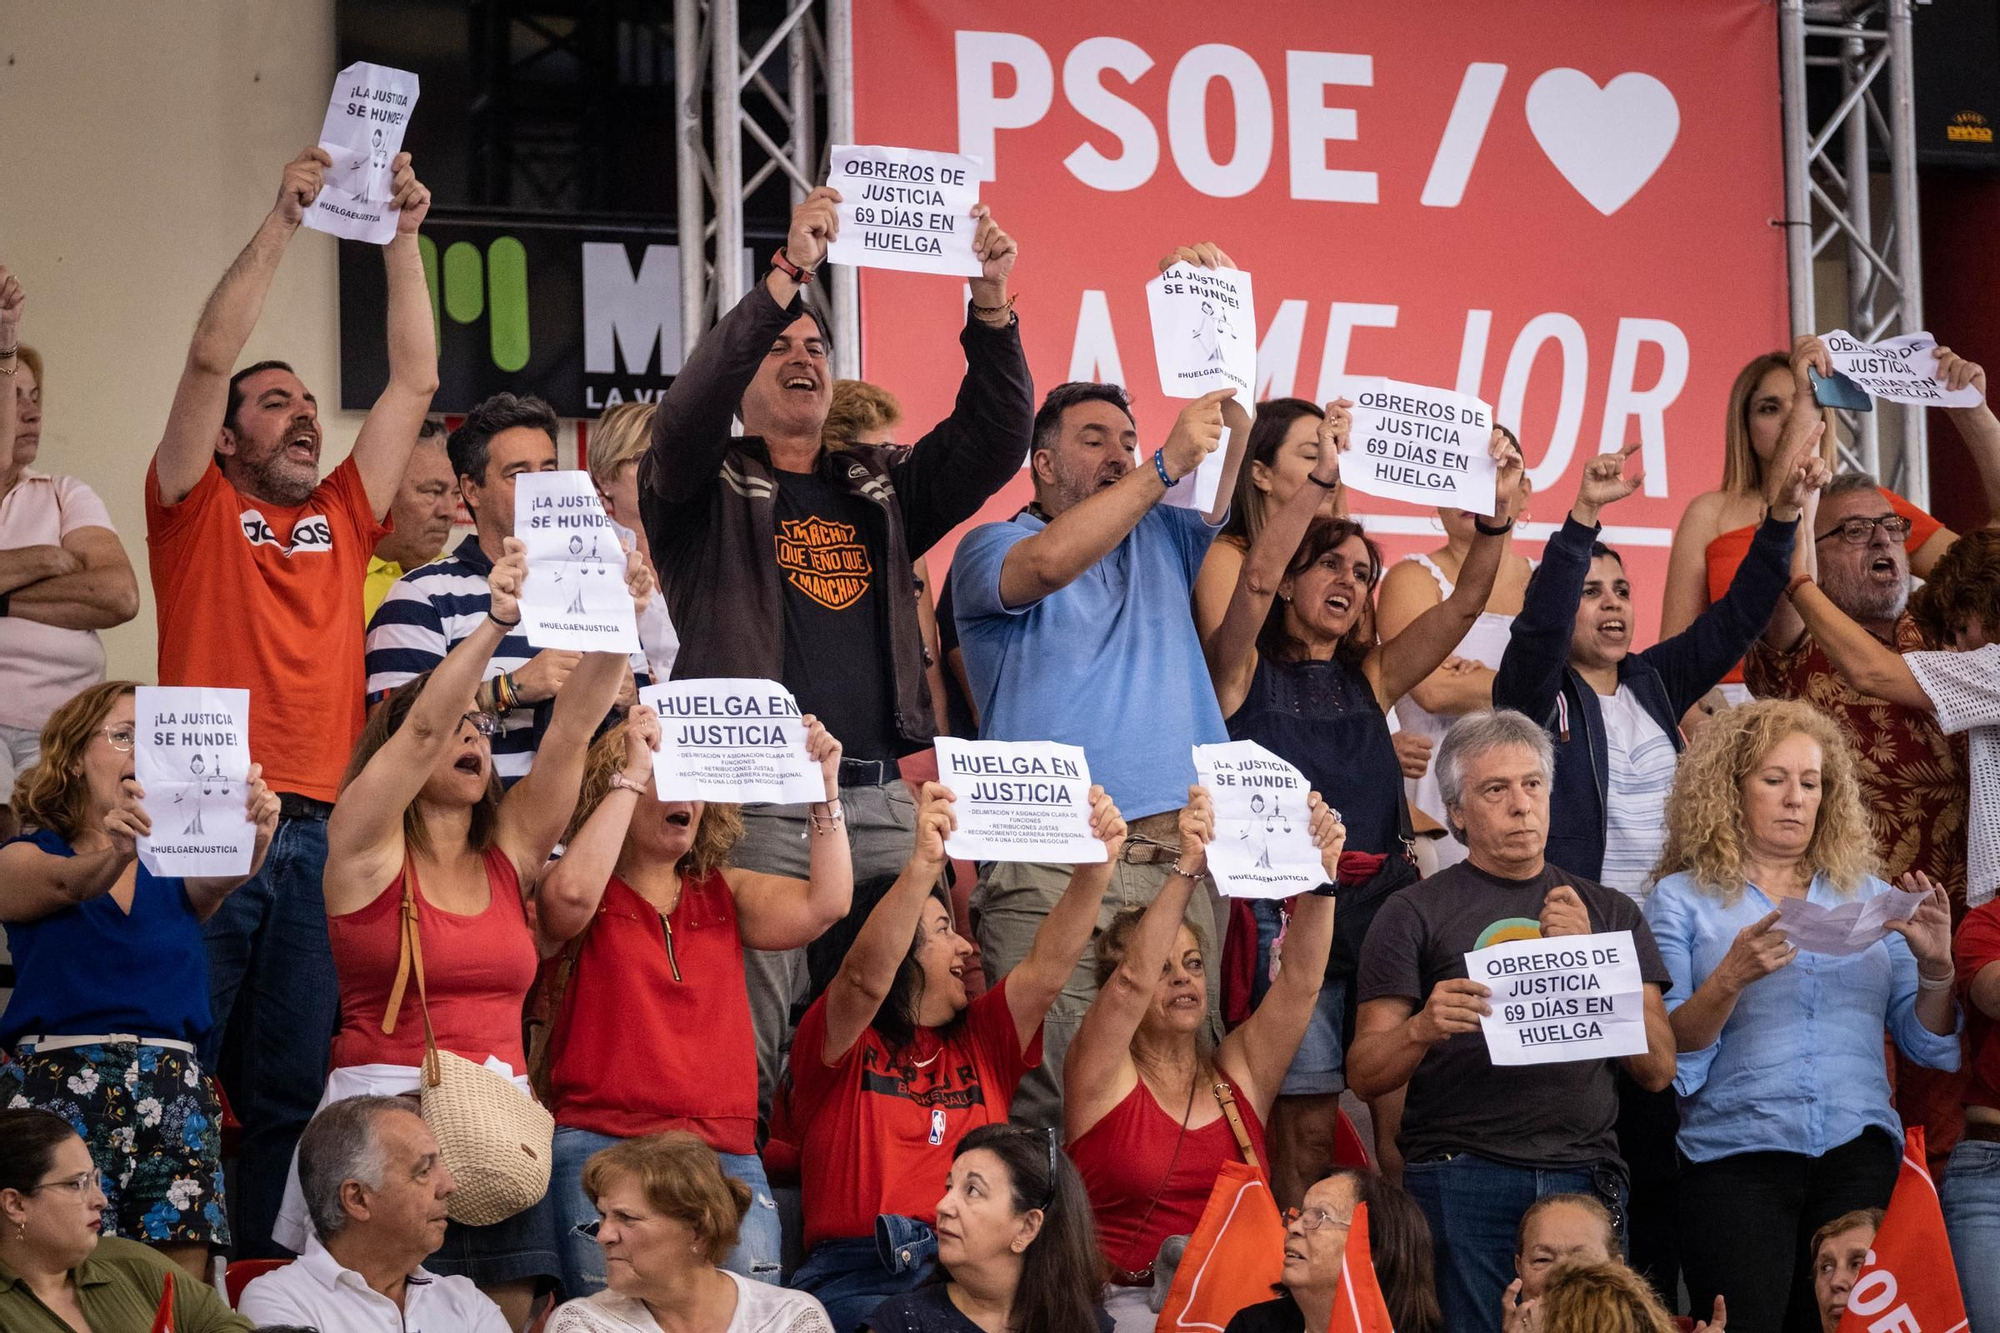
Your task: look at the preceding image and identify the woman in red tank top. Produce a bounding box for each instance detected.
[311,537,653,1325]
[532,706,853,1295]
[1064,787,1346,1333]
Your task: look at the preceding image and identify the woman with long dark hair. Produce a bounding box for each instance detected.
[785,782,1126,1333]
[1205,414,1526,1196]
[864,1124,1110,1333]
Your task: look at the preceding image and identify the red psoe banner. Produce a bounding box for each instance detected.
[853,3,1788,640]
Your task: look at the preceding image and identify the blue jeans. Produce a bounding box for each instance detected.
[552,1127,782,1295]
[199,813,337,1257]
[789,1216,936,1333]
[1942,1138,2000,1333]
[1401,1152,1627,1333]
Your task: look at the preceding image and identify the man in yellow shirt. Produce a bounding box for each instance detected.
[362,416,456,623]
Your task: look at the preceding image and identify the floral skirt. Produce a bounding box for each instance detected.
[1,1040,229,1248]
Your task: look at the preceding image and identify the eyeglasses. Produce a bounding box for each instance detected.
[98,725,136,752]
[1815,514,1913,546]
[29,1168,103,1197]
[459,711,502,737]
[1282,1205,1353,1232]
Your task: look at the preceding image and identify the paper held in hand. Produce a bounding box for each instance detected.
[1465,930,1648,1067]
[514,472,640,654]
[1821,330,1983,408]
[1193,741,1325,899]
[1774,887,1928,957]
[1147,264,1256,400]
[302,62,421,245]
[826,145,985,278]
[934,739,1107,864]
[639,679,825,805]
[1160,427,1230,514]
[133,687,256,878]
[1337,379,1500,515]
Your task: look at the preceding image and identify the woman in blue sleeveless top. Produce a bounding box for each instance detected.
[1206,401,1527,1203]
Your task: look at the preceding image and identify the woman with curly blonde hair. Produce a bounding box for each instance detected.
[1536,1260,1679,1333]
[531,705,853,1296]
[1642,698,1960,1333]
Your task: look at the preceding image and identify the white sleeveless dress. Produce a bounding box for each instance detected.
[1390,552,1520,872]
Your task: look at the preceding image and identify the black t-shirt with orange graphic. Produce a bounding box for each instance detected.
[773,469,899,762]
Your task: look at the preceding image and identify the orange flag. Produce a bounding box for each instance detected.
[1328,1201,1396,1333]
[1836,1128,1968,1333]
[150,1270,175,1333]
[1157,1160,1286,1333]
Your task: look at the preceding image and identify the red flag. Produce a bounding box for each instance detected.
[150,1270,175,1333]
[1157,1160,1287,1333]
[1836,1128,1968,1333]
[1328,1201,1396,1333]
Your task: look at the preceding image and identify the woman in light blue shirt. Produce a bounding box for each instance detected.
[1642,699,1957,1333]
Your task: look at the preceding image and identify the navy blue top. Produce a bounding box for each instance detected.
[1227,654,1403,857]
[0,831,213,1046]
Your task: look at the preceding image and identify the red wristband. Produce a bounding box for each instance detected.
[1785,573,1814,601]
[769,247,813,285]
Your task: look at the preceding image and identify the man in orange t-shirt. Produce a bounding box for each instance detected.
[145,147,436,1256]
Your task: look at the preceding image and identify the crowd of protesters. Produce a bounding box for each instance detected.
[1,146,1998,1333]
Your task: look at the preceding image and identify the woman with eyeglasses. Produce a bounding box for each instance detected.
[548,1132,834,1333]
[0,681,279,1282]
[862,1124,1109,1333]
[0,1108,251,1331]
[1224,1168,1440,1333]
[270,536,652,1328]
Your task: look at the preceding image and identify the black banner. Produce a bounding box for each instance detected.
[338,211,727,417]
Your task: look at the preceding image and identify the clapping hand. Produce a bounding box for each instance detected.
[1570,440,1644,527]
[1307,792,1347,884]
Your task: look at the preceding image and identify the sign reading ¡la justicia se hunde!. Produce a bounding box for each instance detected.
[338,216,754,417]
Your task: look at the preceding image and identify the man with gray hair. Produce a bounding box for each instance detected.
[1347,709,1676,1333]
[238,1096,510,1332]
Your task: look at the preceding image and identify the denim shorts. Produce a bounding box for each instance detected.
[421,1185,561,1289]
[1251,899,1347,1096]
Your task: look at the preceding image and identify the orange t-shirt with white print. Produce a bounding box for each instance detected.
[146,456,387,803]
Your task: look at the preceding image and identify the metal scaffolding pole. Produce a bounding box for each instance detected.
[1778,0,1930,504]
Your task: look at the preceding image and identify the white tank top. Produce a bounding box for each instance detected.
[1391,553,1520,871]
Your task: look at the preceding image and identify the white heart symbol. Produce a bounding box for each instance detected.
[1525,69,1680,216]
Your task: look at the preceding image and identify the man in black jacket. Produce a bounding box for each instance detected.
[1492,437,1819,898]
[637,184,1031,1126]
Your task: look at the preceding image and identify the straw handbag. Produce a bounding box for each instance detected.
[383,858,554,1227]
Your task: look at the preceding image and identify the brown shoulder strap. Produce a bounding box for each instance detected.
[1213,1081,1261,1172]
[381,854,441,1086]
[526,925,591,1104]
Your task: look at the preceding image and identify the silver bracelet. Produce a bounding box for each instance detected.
[1170,857,1204,879]
[808,799,845,835]
[1918,967,1955,993]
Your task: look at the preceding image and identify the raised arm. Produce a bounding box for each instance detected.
[997,387,1232,608]
[1786,530,1930,707]
[728,715,855,950]
[1370,432,1526,709]
[349,156,439,518]
[532,707,662,947]
[1376,564,1497,716]
[324,542,525,907]
[1209,402,1348,715]
[498,547,658,883]
[1161,244,1255,528]
[154,149,329,507]
[888,205,1033,554]
[1001,787,1127,1050]
[1219,794,1344,1119]
[1935,347,2000,527]
[1761,339,1838,650]
[1063,790,1205,1140]
[820,782,956,1062]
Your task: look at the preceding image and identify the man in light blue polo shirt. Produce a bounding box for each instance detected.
[954,338,1248,1126]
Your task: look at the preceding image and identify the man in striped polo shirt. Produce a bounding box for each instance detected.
[364,392,648,784]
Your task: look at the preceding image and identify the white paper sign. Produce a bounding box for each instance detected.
[1465,930,1648,1066]
[302,62,421,245]
[1160,426,1230,513]
[1193,741,1325,899]
[826,144,984,277]
[1147,264,1257,399]
[934,738,1106,864]
[1821,330,1983,408]
[515,472,640,654]
[134,687,256,878]
[639,679,825,805]
[1339,379,1500,515]
[1774,887,1928,957]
